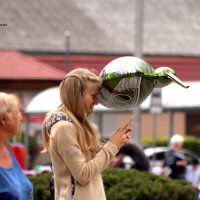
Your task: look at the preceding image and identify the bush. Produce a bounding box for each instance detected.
[28,169,196,200]
[28,172,53,200]
[103,169,196,200]
[184,136,200,156]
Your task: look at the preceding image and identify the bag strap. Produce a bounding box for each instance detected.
[46,112,75,199]
[46,113,73,134]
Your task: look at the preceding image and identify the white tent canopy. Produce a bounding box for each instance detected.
[26,87,60,114]
[142,81,200,110]
[24,81,200,168]
[25,81,200,114]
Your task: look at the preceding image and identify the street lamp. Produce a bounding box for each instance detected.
[133,0,144,145]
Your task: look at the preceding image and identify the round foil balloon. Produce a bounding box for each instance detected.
[98,56,189,109]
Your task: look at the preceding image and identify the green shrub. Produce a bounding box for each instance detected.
[28,169,196,200]
[28,172,53,200]
[103,169,196,200]
[142,136,168,147]
[184,136,200,155]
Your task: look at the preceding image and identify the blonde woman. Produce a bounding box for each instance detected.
[42,68,132,200]
[0,92,33,200]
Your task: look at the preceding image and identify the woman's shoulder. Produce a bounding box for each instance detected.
[50,112,73,124]
[49,114,79,148]
[46,112,74,134]
[49,114,77,140]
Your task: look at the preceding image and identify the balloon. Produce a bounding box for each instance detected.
[98,56,189,109]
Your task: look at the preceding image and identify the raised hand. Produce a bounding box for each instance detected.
[109,120,133,149]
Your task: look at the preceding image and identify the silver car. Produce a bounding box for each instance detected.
[144,147,200,175]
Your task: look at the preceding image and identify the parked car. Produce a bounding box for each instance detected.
[144,147,200,166]
[122,146,200,175]
[144,147,200,175]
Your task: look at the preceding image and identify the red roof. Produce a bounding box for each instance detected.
[145,57,200,81]
[2,51,200,82]
[33,54,200,81]
[0,50,65,80]
[32,54,118,73]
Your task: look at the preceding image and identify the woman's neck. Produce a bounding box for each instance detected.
[0,141,12,168]
[0,138,5,148]
[0,130,10,145]
[0,132,11,152]
[0,141,8,158]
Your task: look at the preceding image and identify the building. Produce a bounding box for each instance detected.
[1,0,200,139]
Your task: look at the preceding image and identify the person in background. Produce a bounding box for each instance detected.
[0,92,33,200]
[164,134,187,179]
[185,158,200,185]
[109,142,150,171]
[42,68,132,200]
[185,158,200,198]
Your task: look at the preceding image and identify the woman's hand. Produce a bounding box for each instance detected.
[176,160,187,166]
[109,120,133,149]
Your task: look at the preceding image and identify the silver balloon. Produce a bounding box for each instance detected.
[98,56,189,109]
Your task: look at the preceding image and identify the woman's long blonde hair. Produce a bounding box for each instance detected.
[42,68,101,153]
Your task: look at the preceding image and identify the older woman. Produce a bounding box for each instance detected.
[165,134,187,179]
[0,92,33,200]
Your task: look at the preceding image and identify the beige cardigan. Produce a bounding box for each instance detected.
[49,120,118,200]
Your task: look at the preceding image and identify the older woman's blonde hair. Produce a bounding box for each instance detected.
[42,68,101,153]
[170,134,184,144]
[0,92,17,122]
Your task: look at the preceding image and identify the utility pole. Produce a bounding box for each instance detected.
[151,88,162,149]
[64,30,71,72]
[133,0,144,145]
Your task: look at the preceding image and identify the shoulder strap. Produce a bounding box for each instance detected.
[47,113,75,199]
[46,113,73,134]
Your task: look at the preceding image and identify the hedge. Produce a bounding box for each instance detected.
[28,168,197,200]
[103,169,196,200]
[28,172,52,200]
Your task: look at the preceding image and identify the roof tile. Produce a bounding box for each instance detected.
[0,50,65,80]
